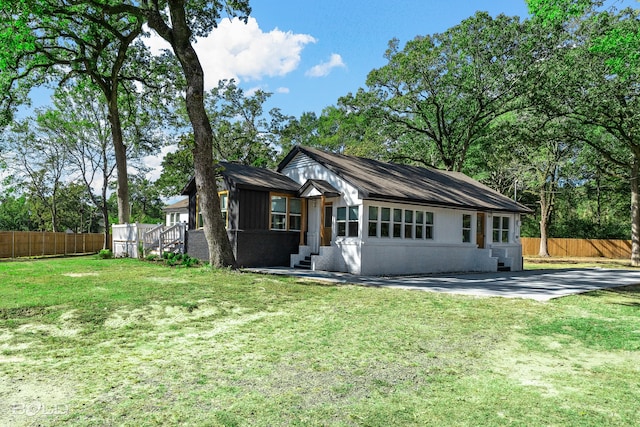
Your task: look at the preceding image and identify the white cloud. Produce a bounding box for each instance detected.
[276,87,290,94]
[144,18,316,90]
[305,53,346,78]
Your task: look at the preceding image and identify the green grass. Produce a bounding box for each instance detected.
[1,257,639,426]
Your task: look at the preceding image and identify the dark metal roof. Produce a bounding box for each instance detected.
[299,179,341,198]
[181,162,300,195]
[278,146,532,213]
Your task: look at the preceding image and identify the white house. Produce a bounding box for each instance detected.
[281,146,530,275]
[163,198,188,227]
[182,146,531,275]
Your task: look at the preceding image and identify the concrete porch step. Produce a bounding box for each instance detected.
[498,261,511,272]
[294,254,318,270]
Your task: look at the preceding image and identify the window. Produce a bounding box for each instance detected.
[404,210,414,239]
[270,196,287,230]
[415,211,423,239]
[425,212,434,239]
[195,193,229,229]
[270,194,302,231]
[219,191,228,228]
[393,208,402,238]
[368,206,378,237]
[462,214,472,243]
[381,207,391,237]
[289,198,302,231]
[492,216,510,243]
[414,211,434,240]
[368,206,434,240]
[337,206,359,237]
[349,206,359,236]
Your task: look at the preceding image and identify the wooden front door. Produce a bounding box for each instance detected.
[321,203,332,246]
[476,213,485,249]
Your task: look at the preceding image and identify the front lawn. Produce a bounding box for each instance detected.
[1,257,638,426]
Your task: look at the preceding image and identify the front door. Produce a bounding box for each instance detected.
[321,203,333,246]
[307,199,321,253]
[476,213,485,249]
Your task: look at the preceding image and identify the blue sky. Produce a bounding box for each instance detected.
[200,0,533,117]
[183,0,636,118]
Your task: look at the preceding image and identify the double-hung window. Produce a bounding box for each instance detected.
[289,198,302,231]
[270,196,288,230]
[219,191,229,228]
[492,216,510,243]
[462,214,472,243]
[404,210,414,239]
[368,206,378,237]
[337,206,359,237]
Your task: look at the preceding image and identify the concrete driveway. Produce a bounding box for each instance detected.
[243,267,640,301]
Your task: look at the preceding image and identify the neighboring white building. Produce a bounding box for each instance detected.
[163,198,188,227]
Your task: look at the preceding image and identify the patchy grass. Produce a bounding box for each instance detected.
[1,257,639,426]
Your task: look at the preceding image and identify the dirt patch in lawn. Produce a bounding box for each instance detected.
[489,334,635,397]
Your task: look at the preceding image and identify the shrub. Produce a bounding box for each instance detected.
[98,249,113,259]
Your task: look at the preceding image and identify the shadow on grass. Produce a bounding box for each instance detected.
[584,284,640,307]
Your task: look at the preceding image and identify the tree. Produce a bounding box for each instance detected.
[155,135,196,198]
[36,83,129,248]
[128,173,164,224]
[533,7,640,264]
[528,0,639,75]
[487,112,580,256]
[207,79,283,167]
[2,120,69,231]
[544,9,640,266]
[89,0,251,268]
[0,0,173,224]
[0,190,30,231]
[347,12,536,171]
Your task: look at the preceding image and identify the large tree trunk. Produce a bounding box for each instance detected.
[102,184,110,250]
[107,99,130,224]
[538,186,553,257]
[631,158,640,266]
[148,2,236,268]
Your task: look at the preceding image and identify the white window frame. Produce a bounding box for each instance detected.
[337,205,359,237]
[462,214,472,243]
[492,215,510,243]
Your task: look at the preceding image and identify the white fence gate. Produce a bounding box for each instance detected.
[112,223,157,258]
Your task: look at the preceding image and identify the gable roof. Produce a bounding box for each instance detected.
[163,198,188,211]
[278,146,531,213]
[181,161,300,195]
[299,179,341,198]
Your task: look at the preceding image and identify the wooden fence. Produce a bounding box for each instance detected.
[0,231,107,259]
[521,237,632,259]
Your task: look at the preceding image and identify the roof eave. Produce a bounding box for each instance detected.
[364,194,532,214]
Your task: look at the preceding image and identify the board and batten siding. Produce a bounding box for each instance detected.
[281,153,361,205]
